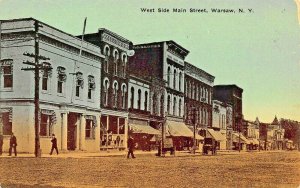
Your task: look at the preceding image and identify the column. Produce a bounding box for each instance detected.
[61,113,68,151]
[94,115,100,151]
[79,115,86,150]
[124,117,128,149]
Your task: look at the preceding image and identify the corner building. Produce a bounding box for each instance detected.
[0,18,104,153]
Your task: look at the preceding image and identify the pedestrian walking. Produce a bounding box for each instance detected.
[9,132,17,156]
[49,134,58,155]
[127,135,136,159]
[0,134,3,156]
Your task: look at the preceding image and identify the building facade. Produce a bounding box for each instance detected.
[184,62,214,150]
[0,18,104,153]
[82,29,132,150]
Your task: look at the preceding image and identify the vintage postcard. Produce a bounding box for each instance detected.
[0,0,299,187]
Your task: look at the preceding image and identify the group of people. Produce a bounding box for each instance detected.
[0,133,58,156]
[0,133,136,158]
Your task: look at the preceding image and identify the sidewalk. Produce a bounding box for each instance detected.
[0,149,248,158]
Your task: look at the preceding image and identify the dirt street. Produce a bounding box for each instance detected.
[0,151,299,188]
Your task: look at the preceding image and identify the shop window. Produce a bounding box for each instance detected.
[88,75,95,100]
[137,89,141,110]
[57,66,66,94]
[40,110,56,137]
[85,118,95,139]
[75,72,84,97]
[1,59,13,88]
[1,109,12,135]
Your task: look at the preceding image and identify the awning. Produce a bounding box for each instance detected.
[167,121,204,140]
[130,124,160,135]
[207,129,226,141]
[232,133,250,144]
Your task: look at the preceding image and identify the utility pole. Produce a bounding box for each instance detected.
[192,108,196,154]
[238,118,241,152]
[22,20,52,157]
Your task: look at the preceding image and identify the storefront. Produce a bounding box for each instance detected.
[232,132,250,150]
[167,120,203,151]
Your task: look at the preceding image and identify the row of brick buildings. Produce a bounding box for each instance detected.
[0,18,295,154]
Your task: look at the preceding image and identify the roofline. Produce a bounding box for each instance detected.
[214,84,243,92]
[185,61,215,79]
[98,28,132,44]
[134,40,189,54]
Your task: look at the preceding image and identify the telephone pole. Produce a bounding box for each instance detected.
[22,20,52,157]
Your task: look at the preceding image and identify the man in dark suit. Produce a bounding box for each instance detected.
[50,134,58,155]
[9,132,17,156]
[127,135,136,159]
[0,134,3,156]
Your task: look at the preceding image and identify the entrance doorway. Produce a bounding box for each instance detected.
[67,113,78,150]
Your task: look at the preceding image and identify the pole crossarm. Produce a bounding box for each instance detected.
[23,52,50,60]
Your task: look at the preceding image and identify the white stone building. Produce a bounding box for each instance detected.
[0,18,104,153]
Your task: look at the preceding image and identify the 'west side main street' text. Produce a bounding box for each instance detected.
[140,8,254,14]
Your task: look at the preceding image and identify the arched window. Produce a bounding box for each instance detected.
[103,79,109,106]
[173,97,177,116]
[130,87,134,109]
[103,60,108,73]
[152,94,157,115]
[113,49,119,61]
[173,69,176,89]
[121,84,127,109]
[113,82,118,108]
[167,95,171,115]
[179,99,182,117]
[144,91,148,111]
[104,46,110,56]
[160,95,164,116]
[138,89,141,110]
[167,67,171,86]
[179,72,182,91]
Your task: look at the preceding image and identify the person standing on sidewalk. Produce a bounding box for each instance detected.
[9,132,17,156]
[127,135,136,159]
[0,134,3,156]
[50,134,58,155]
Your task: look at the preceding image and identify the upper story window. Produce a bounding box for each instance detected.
[1,59,13,88]
[88,75,95,100]
[75,72,84,97]
[130,87,134,108]
[160,95,164,116]
[179,72,182,91]
[173,97,177,116]
[144,91,148,111]
[173,69,176,89]
[104,46,110,56]
[167,67,171,86]
[167,95,171,115]
[103,60,108,73]
[114,62,118,76]
[113,49,119,62]
[42,70,50,91]
[103,79,109,106]
[137,89,141,110]
[121,84,127,109]
[179,99,182,117]
[57,66,66,94]
[113,81,118,108]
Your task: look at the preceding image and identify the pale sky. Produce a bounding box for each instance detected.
[0,0,299,123]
